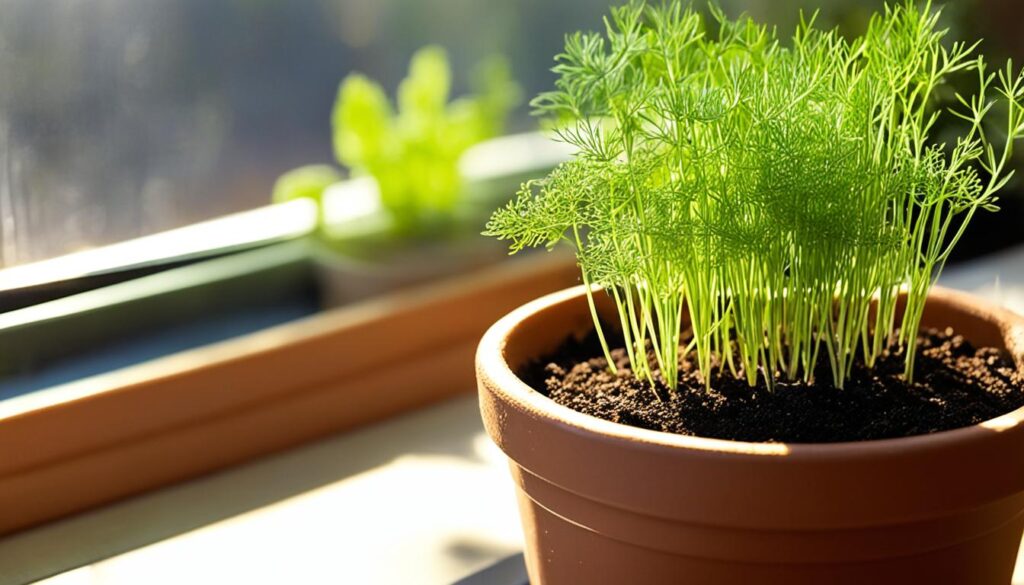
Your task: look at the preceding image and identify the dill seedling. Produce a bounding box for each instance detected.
[486,1,1024,391]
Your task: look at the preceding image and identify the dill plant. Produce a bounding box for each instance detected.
[486,1,1024,391]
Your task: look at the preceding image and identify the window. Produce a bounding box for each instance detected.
[10,0,1003,267]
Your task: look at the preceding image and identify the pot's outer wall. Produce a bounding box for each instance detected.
[477,285,1024,585]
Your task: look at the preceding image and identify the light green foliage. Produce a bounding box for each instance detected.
[486,1,1024,391]
[331,46,520,235]
[271,164,343,222]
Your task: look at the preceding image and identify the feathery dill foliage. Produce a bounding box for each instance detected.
[486,1,1024,391]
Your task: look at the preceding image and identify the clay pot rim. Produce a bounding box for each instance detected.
[478,284,1024,460]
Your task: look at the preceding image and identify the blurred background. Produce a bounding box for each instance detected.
[3,3,1024,582]
[1,0,1021,267]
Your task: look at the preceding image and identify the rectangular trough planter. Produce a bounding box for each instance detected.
[0,250,577,535]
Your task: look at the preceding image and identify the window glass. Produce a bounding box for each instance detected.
[0,0,1007,267]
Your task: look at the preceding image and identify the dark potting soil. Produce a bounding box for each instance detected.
[520,327,1024,443]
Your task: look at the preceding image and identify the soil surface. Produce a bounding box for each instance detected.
[520,327,1024,443]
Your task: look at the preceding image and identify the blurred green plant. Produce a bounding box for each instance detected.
[272,165,342,224]
[275,46,520,238]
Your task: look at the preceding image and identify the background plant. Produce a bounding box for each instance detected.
[276,46,521,237]
[487,0,1024,391]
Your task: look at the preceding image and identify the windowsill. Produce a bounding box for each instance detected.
[4,395,520,585]
[3,246,1024,585]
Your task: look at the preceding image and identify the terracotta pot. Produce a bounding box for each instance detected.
[476,285,1024,585]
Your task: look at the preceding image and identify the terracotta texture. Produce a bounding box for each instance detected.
[477,285,1024,584]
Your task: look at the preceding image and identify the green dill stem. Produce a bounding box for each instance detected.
[574,224,617,374]
[486,0,1023,393]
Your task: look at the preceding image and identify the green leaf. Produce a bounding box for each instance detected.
[332,74,393,170]
[317,45,519,236]
[272,164,343,206]
[398,45,452,128]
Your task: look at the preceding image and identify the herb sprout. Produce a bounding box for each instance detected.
[486,1,1024,391]
[276,46,520,237]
